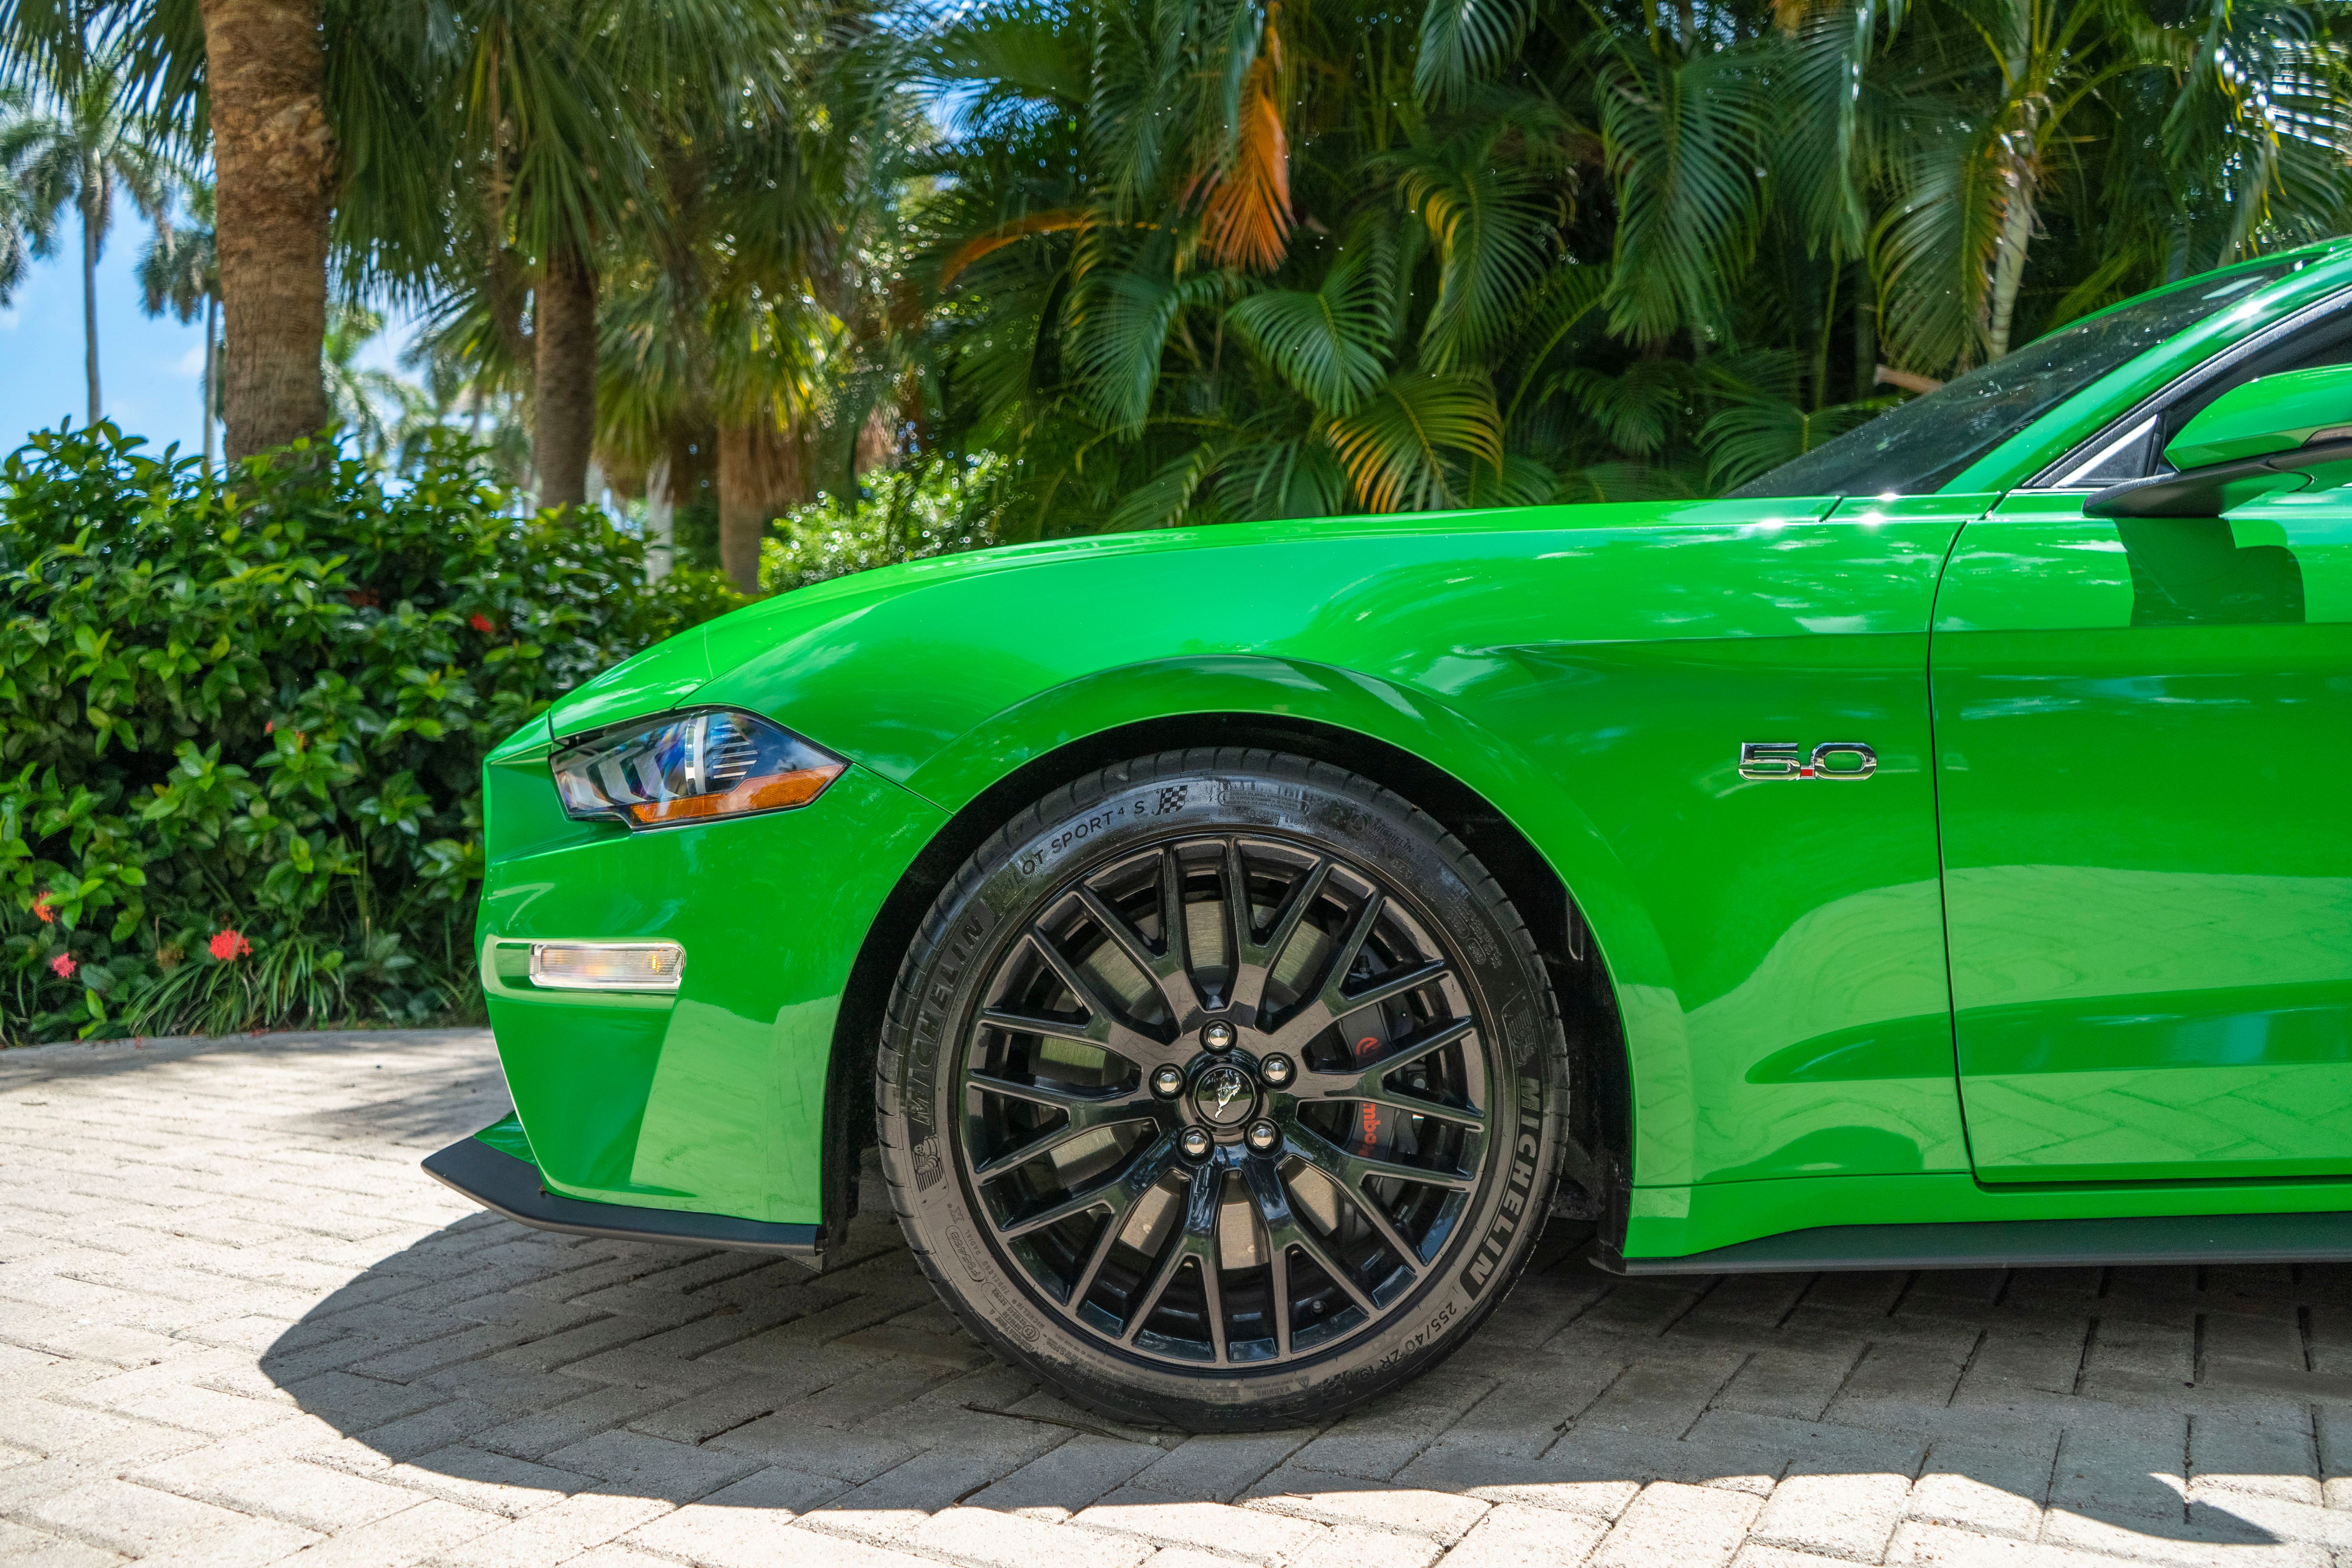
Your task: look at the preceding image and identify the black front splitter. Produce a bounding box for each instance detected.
[421,1134,822,1265]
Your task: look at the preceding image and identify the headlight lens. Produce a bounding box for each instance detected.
[550,708,846,828]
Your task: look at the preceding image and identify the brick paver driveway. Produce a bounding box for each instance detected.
[8,1031,2352,1566]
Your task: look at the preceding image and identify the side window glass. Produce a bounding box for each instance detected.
[2057,308,2352,486]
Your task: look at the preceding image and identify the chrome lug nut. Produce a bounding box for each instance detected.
[1179,1127,1213,1160]
[1151,1064,1185,1099]
[1245,1119,1280,1153]
[1201,1020,1236,1052]
[1259,1053,1295,1088]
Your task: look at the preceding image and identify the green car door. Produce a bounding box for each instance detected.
[1934,299,2352,1182]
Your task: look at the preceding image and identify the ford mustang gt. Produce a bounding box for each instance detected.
[426,242,2352,1430]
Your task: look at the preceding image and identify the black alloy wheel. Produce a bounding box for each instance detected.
[877,749,1571,1430]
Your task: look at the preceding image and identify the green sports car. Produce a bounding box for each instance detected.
[426,243,2352,1431]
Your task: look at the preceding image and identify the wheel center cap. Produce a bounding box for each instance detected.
[1192,1063,1256,1127]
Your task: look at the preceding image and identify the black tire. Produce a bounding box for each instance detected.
[875,748,1570,1432]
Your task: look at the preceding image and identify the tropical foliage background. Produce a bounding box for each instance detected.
[4,0,2352,1038]
[8,0,2352,560]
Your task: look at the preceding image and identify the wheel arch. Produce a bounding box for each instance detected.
[821,679,1639,1259]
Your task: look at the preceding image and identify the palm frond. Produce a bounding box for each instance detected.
[1196,47,1292,272]
[1700,394,1885,490]
[1227,232,1393,413]
[1872,113,2009,372]
[1324,369,1502,512]
[1390,131,1555,370]
[1415,0,1537,107]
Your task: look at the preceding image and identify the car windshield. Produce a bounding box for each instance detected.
[1732,262,2301,498]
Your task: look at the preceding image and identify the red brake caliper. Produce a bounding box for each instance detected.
[1355,1027,1390,1148]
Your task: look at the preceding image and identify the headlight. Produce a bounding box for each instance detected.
[550,708,847,828]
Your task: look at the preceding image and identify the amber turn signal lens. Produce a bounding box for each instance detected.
[624,766,843,825]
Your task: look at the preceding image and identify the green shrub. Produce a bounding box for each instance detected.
[759,455,1013,592]
[0,423,745,1044]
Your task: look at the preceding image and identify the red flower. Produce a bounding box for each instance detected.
[264,720,274,734]
[208,929,252,962]
[31,892,54,924]
[469,612,497,634]
[49,952,75,980]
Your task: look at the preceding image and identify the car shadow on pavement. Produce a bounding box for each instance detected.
[255,1187,2352,1560]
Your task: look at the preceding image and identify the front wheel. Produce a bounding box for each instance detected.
[875,749,1571,1431]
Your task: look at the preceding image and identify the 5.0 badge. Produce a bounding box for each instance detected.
[1739,740,1878,780]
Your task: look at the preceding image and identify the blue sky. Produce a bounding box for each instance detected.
[0,231,416,460]
[1,236,212,456]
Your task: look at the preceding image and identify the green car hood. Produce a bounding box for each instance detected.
[672,495,1879,807]
[532,508,1559,750]
[534,523,1279,748]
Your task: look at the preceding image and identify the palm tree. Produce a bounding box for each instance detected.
[595,21,918,590]
[0,42,174,424]
[136,176,218,467]
[331,0,813,514]
[0,89,35,307]
[1,0,334,456]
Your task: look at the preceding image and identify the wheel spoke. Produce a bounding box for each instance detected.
[1076,885,1164,984]
[1362,1090,1486,1129]
[1287,1117,1477,1194]
[1244,1154,1376,1318]
[1258,858,1332,989]
[1066,1201,1125,1306]
[999,1183,1118,1240]
[1336,958,1450,1018]
[1265,891,1385,1051]
[1024,927,1171,1063]
[973,1118,1109,1180]
[1189,1168,1229,1364]
[1231,852,1332,1016]
[1157,847,1203,1013]
[1294,1017,1483,1128]
[1322,892,1387,1004]
[1238,1154,1301,1352]
[1000,1131,1176,1238]
[1121,1214,1191,1344]
[968,1071,1150,1118]
[1343,1181,1428,1275]
[1216,841,1251,1012]
[979,1006,1102,1048]
[1267,1241,1294,1358]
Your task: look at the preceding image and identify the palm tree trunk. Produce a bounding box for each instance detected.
[1985,132,2039,362]
[532,242,597,511]
[644,455,674,583]
[1854,276,1877,402]
[202,0,334,460]
[717,418,806,593]
[202,295,218,472]
[80,198,99,425]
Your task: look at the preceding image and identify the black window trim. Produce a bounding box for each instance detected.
[2020,287,2352,491]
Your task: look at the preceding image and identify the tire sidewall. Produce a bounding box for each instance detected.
[883,755,1565,1430]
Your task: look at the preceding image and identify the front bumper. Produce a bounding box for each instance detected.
[423,1120,823,1263]
[475,760,948,1226]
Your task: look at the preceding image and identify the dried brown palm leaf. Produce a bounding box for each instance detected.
[1196,49,1293,272]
